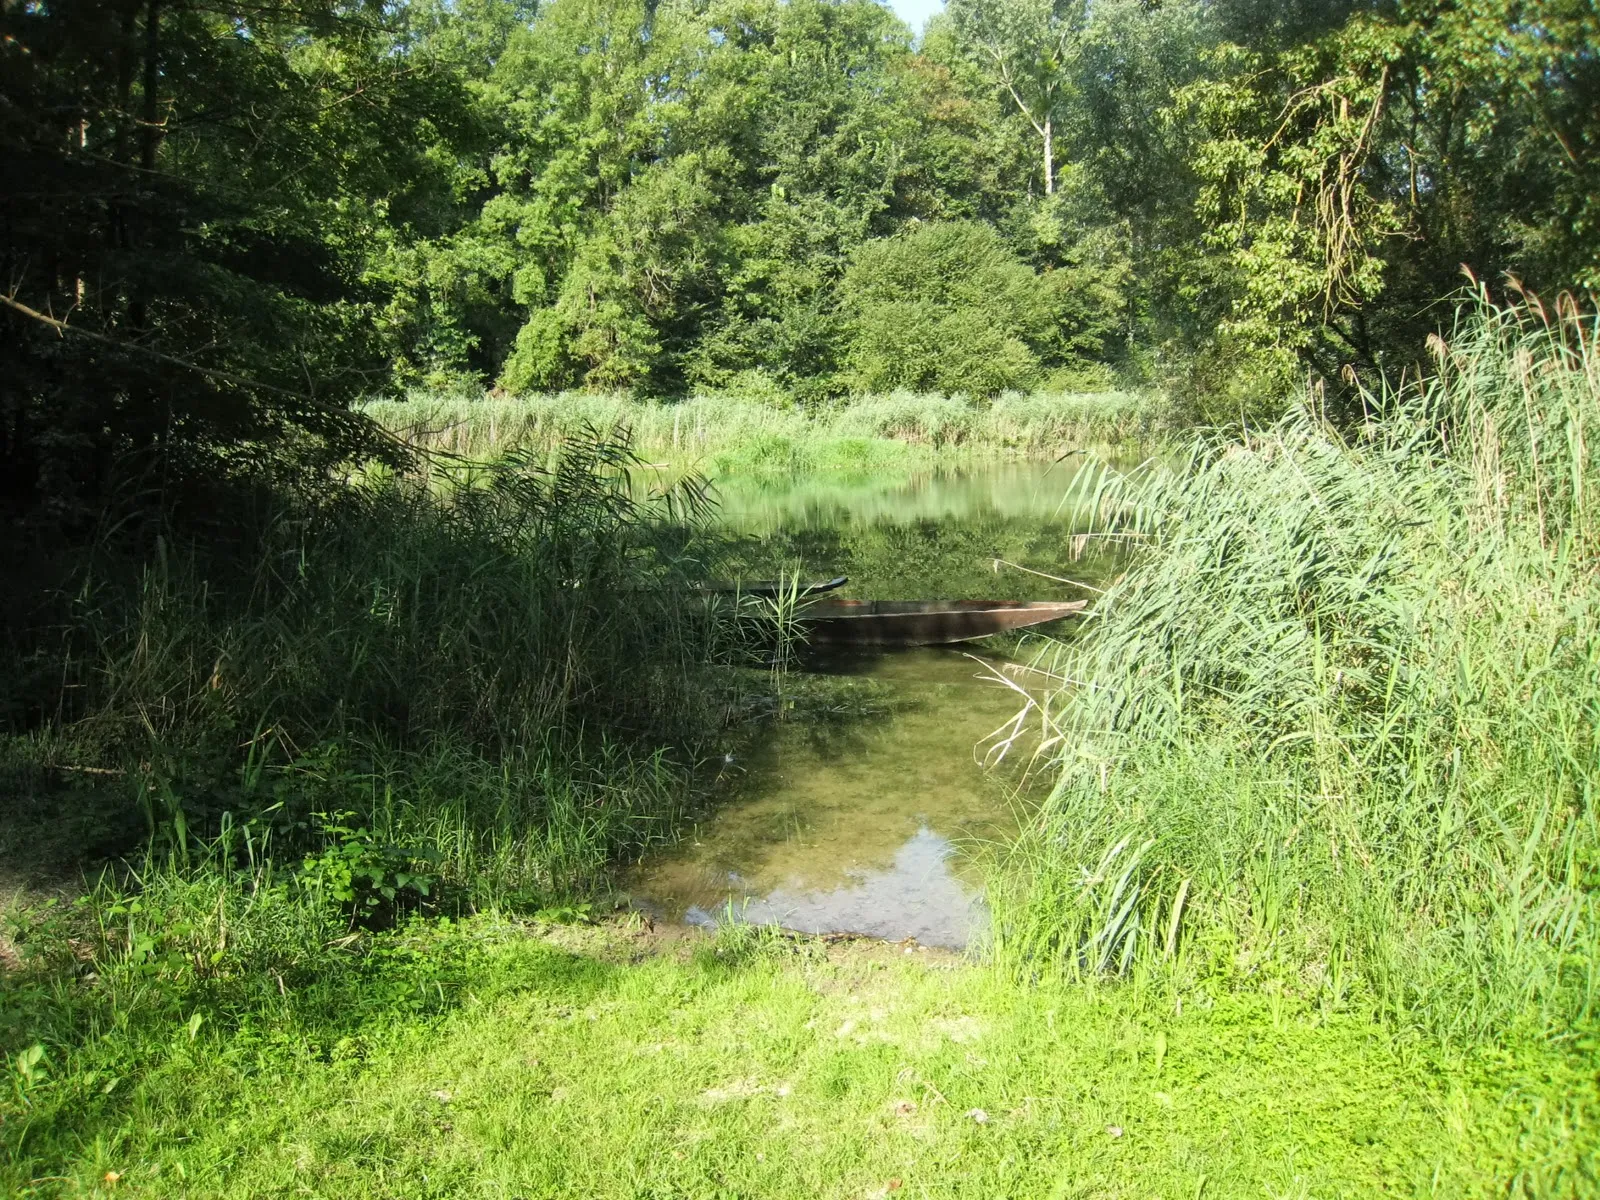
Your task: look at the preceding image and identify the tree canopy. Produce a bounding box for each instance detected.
[1,0,481,522]
[3,0,1596,519]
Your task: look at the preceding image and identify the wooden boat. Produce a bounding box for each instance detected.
[798,599,1088,647]
[698,575,849,597]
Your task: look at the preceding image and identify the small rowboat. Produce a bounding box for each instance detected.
[698,575,849,597]
[799,599,1088,647]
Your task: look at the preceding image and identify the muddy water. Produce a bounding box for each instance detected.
[628,461,1119,948]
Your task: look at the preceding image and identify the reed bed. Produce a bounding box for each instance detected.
[0,431,802,1173]
[1003,293,1600,1042]
[361,388,1166,470]
[11,432,742,907]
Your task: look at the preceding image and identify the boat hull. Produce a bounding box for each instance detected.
[799,599,1087,647]
[698,575,849,597]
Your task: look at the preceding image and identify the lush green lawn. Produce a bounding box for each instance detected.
[7,916,1593,1199]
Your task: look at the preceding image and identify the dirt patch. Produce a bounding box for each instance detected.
[0,930,21,973]
[1,874,32,972]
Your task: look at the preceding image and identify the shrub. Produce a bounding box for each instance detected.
[840,222,1052,396]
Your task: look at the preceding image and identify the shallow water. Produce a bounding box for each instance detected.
[628,460,1118,947]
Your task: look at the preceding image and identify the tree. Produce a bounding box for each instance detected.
[945,0,1087,195]
[0,0,473,522]
[686,0,937,398]
[839,220,1110,396]
[1176,0,1600,400]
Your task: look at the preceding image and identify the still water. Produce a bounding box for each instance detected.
[628,460,1118,948]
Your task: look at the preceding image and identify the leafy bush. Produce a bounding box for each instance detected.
[300,817,441,928]
[838,221,1134,398]
[840,223,1053,396]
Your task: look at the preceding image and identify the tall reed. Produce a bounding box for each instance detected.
[1001,293,1600,1042]
[361,388,1166,469]
[22,430,739,903]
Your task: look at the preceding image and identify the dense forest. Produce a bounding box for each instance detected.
[4,0,1598,521]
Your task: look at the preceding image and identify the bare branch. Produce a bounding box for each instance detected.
[1,291,313,401]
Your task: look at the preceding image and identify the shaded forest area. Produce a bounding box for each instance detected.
[3,0,1598,524]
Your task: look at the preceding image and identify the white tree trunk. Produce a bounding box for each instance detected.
[1042,118,1054,195]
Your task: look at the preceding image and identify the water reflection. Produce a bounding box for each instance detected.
[715,460,1093,519]
[628,462,1114,948]
[706,460,1120,602]
[629,648,1029,949]
[682,827,986,948]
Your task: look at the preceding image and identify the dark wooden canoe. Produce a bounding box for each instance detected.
[799,599,1088,647]
[698,575,849,597]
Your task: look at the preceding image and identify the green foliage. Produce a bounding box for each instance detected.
[0,0,477,523]
[842,222,1047,396]
[1175,0,1600,401]
[362,387,1168,466]
[5,0,1595,518]
[0,429,751,913]
[393,0,1183,402]
[946,0,1087,196]
[1177,27,1406,365]
[300,818,441,928]
[55,436,721,763]
[1006,295,1600,1041]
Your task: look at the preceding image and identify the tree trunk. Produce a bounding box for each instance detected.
[110,2,138,269]
[129,0,162,333]
[117,2,137,157]
[1042,117,1054,195]
[131,0,163,447]
[140,0,162,173]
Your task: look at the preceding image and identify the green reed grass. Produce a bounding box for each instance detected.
[361,388,1166,470]
[1001,292,1600,1043]
[8,430,749,909]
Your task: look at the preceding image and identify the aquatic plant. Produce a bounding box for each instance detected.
[360,388,1167,470]
[1005,292,1600,1041]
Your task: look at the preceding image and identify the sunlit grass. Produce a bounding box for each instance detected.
[1005,292,1600,1042]
[361,388,1168,470]
[3,911,1594,1197]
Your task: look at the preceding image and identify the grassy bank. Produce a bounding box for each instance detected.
[0,433,755,919]
[5,299,1599,1194]
[3,904,1593,1197]
[1006,294,1600,1047]
[362,389,1166,473]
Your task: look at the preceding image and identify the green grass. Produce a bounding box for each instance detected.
[6,299,1600,1194]
[3,906,1594,1198]
[1004,293,1600,1042]
[0,431,767,916]
[361,388,1168,471]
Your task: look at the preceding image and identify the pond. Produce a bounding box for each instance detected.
[627,460,1123,948]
